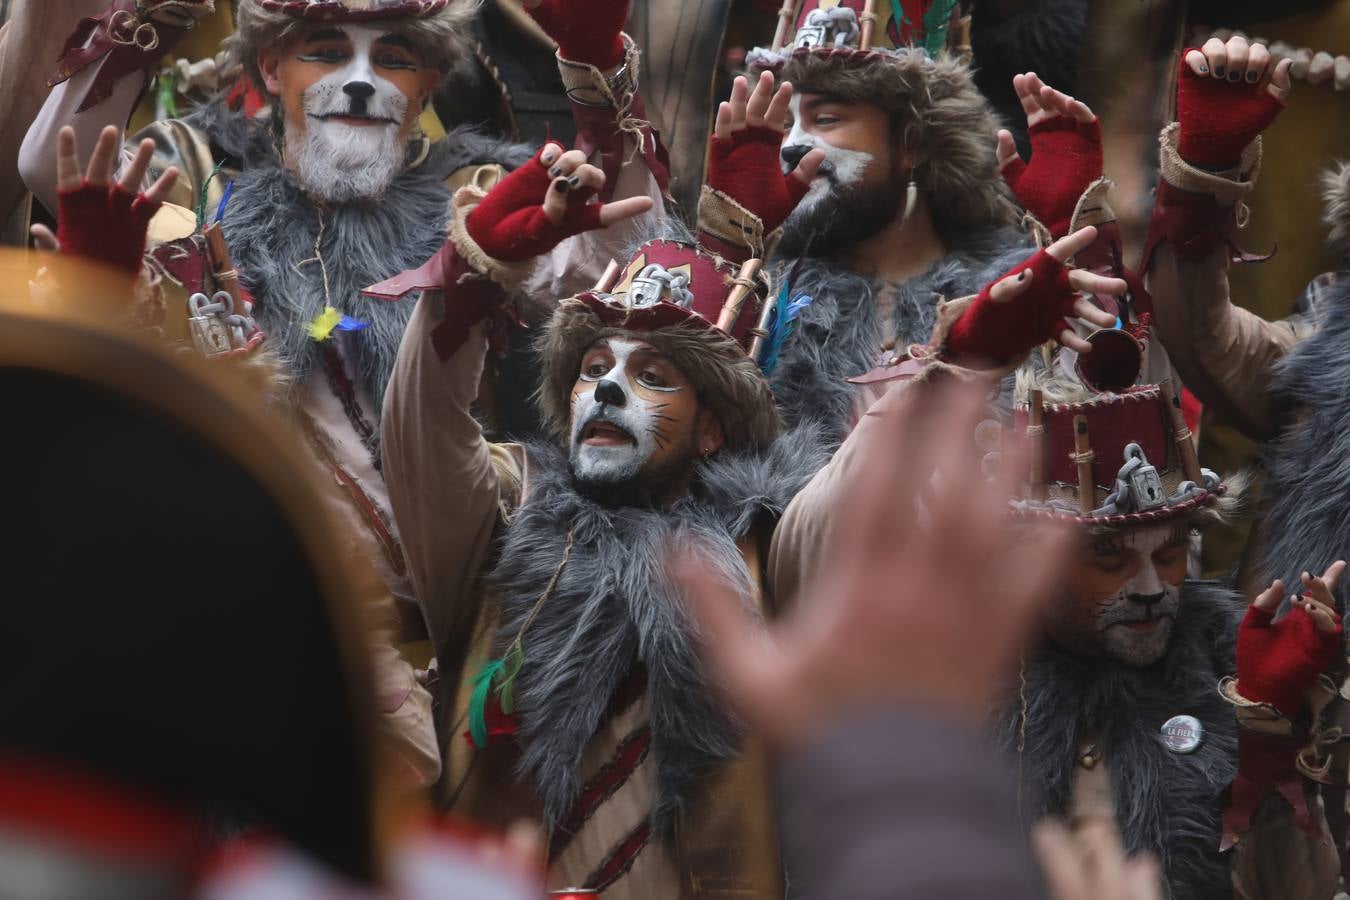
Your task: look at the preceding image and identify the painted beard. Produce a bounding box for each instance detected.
[284,32,411,203]
[776,128,904,258]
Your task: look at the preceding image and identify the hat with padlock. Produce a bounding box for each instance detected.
[747,0,966,71]
[536,239,781,452]
[1004,378,1226,528]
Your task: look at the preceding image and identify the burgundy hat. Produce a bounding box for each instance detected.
[1007,381,1224,528]
[537,241,780,451]
[257,0,450,19]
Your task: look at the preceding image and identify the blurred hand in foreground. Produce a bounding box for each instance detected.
[672,380,1072,745]
[1034,819,1163,900]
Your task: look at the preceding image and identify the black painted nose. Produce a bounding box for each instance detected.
[781,144,810,168]
[343,81,376,101]
[1130,591,1166,608]
[594,379,627,407]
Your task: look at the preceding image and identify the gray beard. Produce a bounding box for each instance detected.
[1094,588,1182,667]
[284,118,407,204]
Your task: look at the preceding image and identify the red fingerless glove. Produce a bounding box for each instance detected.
[56,180,160,276]
[707,125,810,236]
[943,250,1076,366]
[525,0,628,69]
[1002,117,1102,240]
[1176,53,1286,168]
[466,147,604,262]
[1235,603,1342,718]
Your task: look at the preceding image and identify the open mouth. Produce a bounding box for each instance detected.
[309,112,398,127]
[582,421,636,447]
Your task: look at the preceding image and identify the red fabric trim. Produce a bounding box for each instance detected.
[0,757,207,862]
[585,820,653,891]
[549,726,652,863]
[319,345,378,467]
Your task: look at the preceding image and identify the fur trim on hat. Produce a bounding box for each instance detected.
[778,51,1021,238]
[229,0,480,92]
[1321,161,1350,263]
[536,300,781,452]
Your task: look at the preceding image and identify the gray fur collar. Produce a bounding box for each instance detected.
[993,580,1240,900]
[1260,274,1350,600]
[486,426,829,830]
[190,98,531,429]
[770,226,1033,446]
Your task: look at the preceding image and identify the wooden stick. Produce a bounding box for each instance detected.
[202,222,241,311]
[1073,414,1095,515]
[772,0,802,52]
[716,258,762,333]
[593,259,622,294]
[1158,379,1203,485]
[859,0,878,51]
[1028,390,1046,501]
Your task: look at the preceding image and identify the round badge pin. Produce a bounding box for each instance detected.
[1161,715,1204,754]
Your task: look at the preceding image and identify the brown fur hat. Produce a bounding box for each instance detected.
[779,49,1021,235]
[228,0,480,92]
[535,301,782,454]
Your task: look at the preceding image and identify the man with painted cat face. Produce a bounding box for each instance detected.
[993,374,1347,900]
[19,0,664,789]
[373,128,838,893]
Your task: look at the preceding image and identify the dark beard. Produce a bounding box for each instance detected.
[778,167,906,258]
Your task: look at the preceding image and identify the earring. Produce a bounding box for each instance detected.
[899,175,918,228]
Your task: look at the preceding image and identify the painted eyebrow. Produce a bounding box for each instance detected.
[302,28,348,44]
[376,33,416,51]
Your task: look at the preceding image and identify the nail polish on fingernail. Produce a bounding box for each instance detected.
[554,181,568,193]
[568,175,581,187]
[542,152,557,164]
[1228,70,1242,81]
[1246,71,1258,82]
[549,166,561,177]
[1214,65,1225,77]
[1197,64,1209,74]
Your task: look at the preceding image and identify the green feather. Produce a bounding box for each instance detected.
[467,657,507,749]
[195,160,226,231]
[157,69,179,120]
[498,641,526,715]
[922,0,960,57]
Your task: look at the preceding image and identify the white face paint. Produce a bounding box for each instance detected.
[568,338,688,488]
[285,25,411,203]
[782,94,875,214]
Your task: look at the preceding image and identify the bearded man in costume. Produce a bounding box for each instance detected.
[992,372,1350,900]
[20,0,666,787]
[373,127,846,893]
[695,0,1136,443]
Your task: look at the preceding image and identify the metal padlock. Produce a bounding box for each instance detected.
[794,24,827,49]
[187,292,232,358]
[1125,444,1166,510]
[626,265,669,309]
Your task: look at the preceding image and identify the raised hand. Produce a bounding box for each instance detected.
[943,226,1122,366]
[997,72,1102,240]
[1236,561,1345,717]
[707,71,825,237]
[521,0,629,69]
[465,142,654,262]
[32,125,179,275]
[1177,36,1292,168]
[673,381,1072,743]
[1033,820,1162,900]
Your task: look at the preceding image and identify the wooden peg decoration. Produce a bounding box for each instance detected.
[772,0,803,52]
[716,258,763,333]
[859,0,878,51]
[593,259,622,294]
[1028,390,1046,501]
[748,286,778,362]
[1158,379,1203,485]
[203,222,241,310]
[1073,414,1095,516]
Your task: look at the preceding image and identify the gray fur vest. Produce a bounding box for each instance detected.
[485,427,829,830]
[187,98,531,426]
[1260,275,1350,601]
[994,581,1241,900]
[770,226,1033,445]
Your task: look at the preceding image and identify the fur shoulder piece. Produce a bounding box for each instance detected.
[1322,161,1350,265]
[994,580,1240,900]
[1261,272,1350,599]
[771,226,1032,444]
[485,432,826,831]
